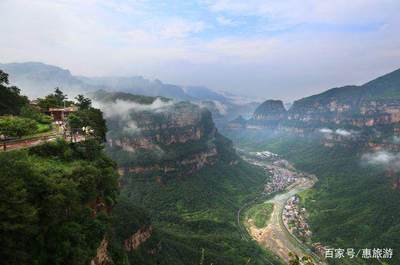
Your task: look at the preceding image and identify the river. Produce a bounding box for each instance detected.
[241,151,325,264]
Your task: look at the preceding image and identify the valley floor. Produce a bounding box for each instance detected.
[241,151,324,264]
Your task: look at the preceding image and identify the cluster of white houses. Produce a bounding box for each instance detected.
[283,195,312,241]
[264,163,298,193]
[283,195,329,258]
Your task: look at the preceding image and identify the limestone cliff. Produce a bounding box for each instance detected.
[94,91,226,181]
[250,100,287,128]
[124,226,153,252]
[286,68,400,128]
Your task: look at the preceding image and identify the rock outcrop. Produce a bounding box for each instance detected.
[285,68,400,129]
[124,226,153,252]
[91,238,113,265]
[95,92,225,180]
[249,100,287,128]
[229,68,400,150]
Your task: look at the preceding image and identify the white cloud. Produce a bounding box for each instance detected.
[363,151,394,165]
[204,0,400,25]
[122,120,140,134]
[319,128,353,137]
[335,129,352,137]
[319,128,333,134]
[94,98,173,119]
[160,19,206,39]
[361,150,400,172]
[0,0,399,100]
[216,16,236,26]
[212,100,228,115]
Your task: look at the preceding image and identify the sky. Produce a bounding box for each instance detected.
[1,0,400,101]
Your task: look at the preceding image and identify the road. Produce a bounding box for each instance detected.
[0,133,85,152]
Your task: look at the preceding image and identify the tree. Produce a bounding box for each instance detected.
[0,151,38,265]
[0,116,37,138]
[75,94,92,110]
[74,109,107,141]
[54,87,67,105]
[0,70,9,85]
[0,70,29,115]
[37,88,69,110]
[20,105,52,124]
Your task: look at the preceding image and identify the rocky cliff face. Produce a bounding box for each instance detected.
[250,100,287,127]
[91,238,113,265]
[286,68,400,129]
[95,92,224,181]
[231,68,400,150]
[124,226,153,252]
[240,68,400,132]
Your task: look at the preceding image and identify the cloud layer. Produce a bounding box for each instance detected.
[319,128,353,137]
[93,98,173,134]
[362,150,400,172]
[1,0,400,100]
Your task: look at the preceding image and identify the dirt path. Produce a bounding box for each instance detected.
[0,134,86,152]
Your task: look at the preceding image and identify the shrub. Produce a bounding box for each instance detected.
[0,115,37,138]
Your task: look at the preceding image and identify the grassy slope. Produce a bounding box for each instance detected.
[246,202,274,229]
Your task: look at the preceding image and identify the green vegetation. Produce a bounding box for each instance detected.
[67,107,107,141]
[0,115,38,137]
[0,70,29,115]
[0,77,123,264]
[37,87,73,109]
[118,161,280,264]
[246,202,274,228]
[21,105,52,124]
[109,134,282,264]
[246,136,400,264]
[0,140,119,265]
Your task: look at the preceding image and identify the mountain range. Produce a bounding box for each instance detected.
[229,67,400,132]
[0,62,259,123]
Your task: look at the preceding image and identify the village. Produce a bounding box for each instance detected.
[283,195,329,258]
[245,150,303,194]
[244,150,329,261]
[283,195,312,242]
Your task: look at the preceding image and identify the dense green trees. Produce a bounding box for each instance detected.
[37,87,71,109]
[0,116,37,137]
[0,70,29,115]
[108,134,281,265]
[20,105,52,124]
[0,140,119,265]
[68,103,107,141]
[75,94,92,110]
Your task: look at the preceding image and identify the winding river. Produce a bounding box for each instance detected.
[240,151,325,264]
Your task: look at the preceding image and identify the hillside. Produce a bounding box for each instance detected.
[0,140,120,265]
[225,67,400,148]
[223,67,400,264]
[255,137,400,265]
[286,68,400,129]
[95,91,282,264]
